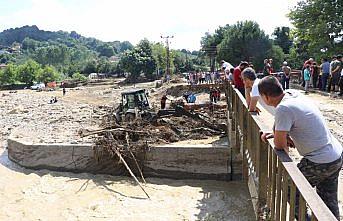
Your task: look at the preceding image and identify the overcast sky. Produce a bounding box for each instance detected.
[0,0,299,50]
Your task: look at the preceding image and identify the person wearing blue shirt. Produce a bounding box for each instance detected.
[320,58,330,91]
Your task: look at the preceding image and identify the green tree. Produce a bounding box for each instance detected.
[152,43,167,75]
[289,0,343,58]
[267,45,285,71]
[217,21,272,71]
[16,59,41,85]
[0,53,15,64]
[22,37,39,51]
[37,65,60,83]
[72,72,87,81]
[97,58,113,73]
[137,39,157,79]
[119,41,134,52]
[120,39,156,81]
[0,63,17,85]
[272,27,293,54]
[97,43,115,57]
[83,59,98,74]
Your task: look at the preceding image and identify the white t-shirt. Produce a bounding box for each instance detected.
[251,78,276,115]
[222,62,234,70]
[275,90,342,163]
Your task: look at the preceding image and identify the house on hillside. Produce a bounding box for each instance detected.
[88,73,98,79]
[0,64,7,69]
[88,73,108,79]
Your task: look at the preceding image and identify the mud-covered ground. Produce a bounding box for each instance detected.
[0,79,255,221]
[306,93,343,145]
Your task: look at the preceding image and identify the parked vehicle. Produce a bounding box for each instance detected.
[30,83,45,90]
[115,88,151,122]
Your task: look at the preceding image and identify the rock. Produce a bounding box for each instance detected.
[8,109,19,114]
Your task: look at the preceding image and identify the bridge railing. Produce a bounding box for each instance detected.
[225,82,337,221]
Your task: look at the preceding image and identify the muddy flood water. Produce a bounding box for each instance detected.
[0,146,254,221]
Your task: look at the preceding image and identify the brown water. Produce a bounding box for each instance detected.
[0,146,254,221]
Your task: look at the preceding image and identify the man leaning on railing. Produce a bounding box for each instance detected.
[241,67,276,116]
[258,76,343,220]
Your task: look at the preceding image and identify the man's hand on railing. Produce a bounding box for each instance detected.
[261,132,274,143]
[287,135,295,148]
[249,106,261,115]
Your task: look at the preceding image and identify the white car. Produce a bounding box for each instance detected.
[30,83,45,90]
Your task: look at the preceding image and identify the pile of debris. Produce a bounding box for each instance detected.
[79,106,227,198]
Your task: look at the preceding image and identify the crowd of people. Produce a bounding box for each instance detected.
[187,71,224,85]
[301,55,343,95]
[228,55,343,97]
[226,56,342,220]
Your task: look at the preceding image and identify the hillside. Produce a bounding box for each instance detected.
[0,25,133,56]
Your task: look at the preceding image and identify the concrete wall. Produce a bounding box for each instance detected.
[7,138,242,180]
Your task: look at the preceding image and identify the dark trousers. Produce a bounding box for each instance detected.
[296,154,343,220]
[318,75,322,89]
[328,76,333,92]
[161,101,166,109]
[321,73,329,91]
[313,75,318,88]
[282,75,290,89]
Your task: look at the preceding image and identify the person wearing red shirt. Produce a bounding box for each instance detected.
[233,61,249,96]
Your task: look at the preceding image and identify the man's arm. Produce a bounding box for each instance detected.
[245,87,251,106]
[248,97,259,112]
[332,64,341,74]
[273,130,288,151]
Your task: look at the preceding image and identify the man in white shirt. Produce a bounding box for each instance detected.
[258,76,343,219]
[242,67,275,115]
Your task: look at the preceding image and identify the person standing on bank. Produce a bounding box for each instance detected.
[303,65,311,94]
[312,62,320,88]
[160,94,168,109]
[281,61,291,90]
[259,76,343,220]
[320,58,330,91]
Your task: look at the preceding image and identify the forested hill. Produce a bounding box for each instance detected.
[0,25,133,56]
[0,25,70,45]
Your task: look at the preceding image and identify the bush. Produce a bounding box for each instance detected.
[37,65,61,83]
[71,72,87,81]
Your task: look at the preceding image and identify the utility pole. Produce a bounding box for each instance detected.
[160,35,174,81]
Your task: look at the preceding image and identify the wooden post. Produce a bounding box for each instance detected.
[289,181,297,221]
[281,167,288,221]
[271,151,277,220]
[276,159,282,220]
[258,140,268,212]
[242,104,249,181]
